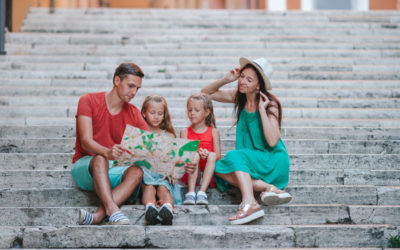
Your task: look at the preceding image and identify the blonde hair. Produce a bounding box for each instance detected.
[141,95,176,137]
[187,93,216,128]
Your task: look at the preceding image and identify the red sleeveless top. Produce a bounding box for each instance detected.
[180,126,216,187]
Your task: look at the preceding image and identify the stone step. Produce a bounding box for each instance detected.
[22,16,400,25]
[1,125,398,140]
[4,117,399,127]
[7,35,400,51]
[19,22,400,34]
[2,224,397,248]
[7,33,400,45]
[1,153,398,171]
[1,86,398,99]
[20,25,400,35]
[1,169,400,189]
[2,54,400,66]
[2,78,399,90]
[1,185,397,206]
[0,204,399,226]
[0,138,398,154]
[4,61,400,73]
[23,11,400,21]
[1,106,399,119]
[2,70,399,81]
[26,7,400,15]
[5,45,400,59]
[1,96,398,109]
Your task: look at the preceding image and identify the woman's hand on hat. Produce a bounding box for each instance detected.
[223,67,240,83]
[259,91,270,111]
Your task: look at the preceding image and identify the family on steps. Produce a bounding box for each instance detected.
[71,58,291,226]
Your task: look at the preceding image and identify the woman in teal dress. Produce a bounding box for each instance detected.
[201,57,291,225]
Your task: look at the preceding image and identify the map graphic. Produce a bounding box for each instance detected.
[114,125,199,179]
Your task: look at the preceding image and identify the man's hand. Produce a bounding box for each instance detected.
[184,161,197,175]
[104,144,125,160]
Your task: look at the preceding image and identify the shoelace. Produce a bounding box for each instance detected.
[156,200,176,214]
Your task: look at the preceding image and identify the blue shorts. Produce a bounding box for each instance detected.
[71,156,142,200]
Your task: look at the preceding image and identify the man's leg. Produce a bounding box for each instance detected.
[89,155,143,223]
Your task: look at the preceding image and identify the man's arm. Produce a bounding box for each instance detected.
[77,115,124,160]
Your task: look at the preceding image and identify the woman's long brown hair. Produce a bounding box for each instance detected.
[233,64,282,127]
[141,95,177,137]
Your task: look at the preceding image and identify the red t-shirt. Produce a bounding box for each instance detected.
[72,92,149,163]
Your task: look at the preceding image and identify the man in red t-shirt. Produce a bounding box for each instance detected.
[71,62,149,225]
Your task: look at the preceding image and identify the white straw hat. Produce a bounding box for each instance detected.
[239,57,273,90]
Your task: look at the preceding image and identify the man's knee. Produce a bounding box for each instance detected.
[89,155,109,173]
[122,166,143,182]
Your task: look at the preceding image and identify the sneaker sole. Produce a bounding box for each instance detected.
[261,192,292,206]
[145,207,160,225]
[159,207,173,225]
[229,209,265,225]
[183,200,196,205]
[196,200,208,205]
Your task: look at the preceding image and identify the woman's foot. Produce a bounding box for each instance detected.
[260,185,292,206]
[228,201,264,225]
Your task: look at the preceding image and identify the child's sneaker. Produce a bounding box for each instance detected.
[158,203,174,225]
[196,191,208,205]
[144,203,159,225]
[183,192,196,205]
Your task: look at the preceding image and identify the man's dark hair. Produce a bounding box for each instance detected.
[113,63,144,83]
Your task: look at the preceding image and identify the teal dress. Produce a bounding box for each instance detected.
[215,109,290,191]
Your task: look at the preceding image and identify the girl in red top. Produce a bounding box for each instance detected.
[180,93,221,205]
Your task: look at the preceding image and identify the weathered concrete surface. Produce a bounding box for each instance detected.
[293,225,398,248]
[145,225,294,248]
[0,227,22,248]
[377,186,400,205]
[20,224,398,248]
[344,170,400,186]
[349,205,400,225]
[0,185,386,207]
[0,205,353,226]
[22,226,146,248]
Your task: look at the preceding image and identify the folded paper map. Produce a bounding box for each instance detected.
[114,125,199,179]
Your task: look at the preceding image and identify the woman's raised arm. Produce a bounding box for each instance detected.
[201,68,240,103]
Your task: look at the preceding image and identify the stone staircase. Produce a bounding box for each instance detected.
[0,8,399,248]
